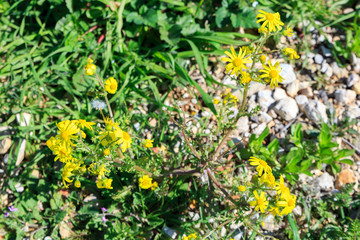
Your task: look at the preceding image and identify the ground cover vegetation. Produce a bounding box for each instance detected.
[1,0,360,239]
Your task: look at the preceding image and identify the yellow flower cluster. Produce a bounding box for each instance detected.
[284,48,300,60]
[99,117,132,152]
[85,58,96,76]
[213,89,239,107]
[139,175,158,190]
[182,233,197,240]
[248,157,296,216]
[142,139,154,149]
[47,119,94,188]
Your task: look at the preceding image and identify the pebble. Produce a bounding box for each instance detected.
[317,172,334,191]
[15,182,24,193]
[346,106,360,119]
[273,88,288,101]
[15,113,32,166]
[314,54,324,64]
[247,82,266,96]
[258,112,273,123]
[257,90,275,110]
[274,97,299,121]
[331,62,342,78]
[299,87,313,98]
[321,45,332,57]
[279,63,296,84]
[302,99,328,123]
[286,80,300,97]
[293,206,302,217]
[347,73,359,87]
[253,122,267,136]
[334,89,356,105]
[262,214,280,231]
[335,169,356,190]
[236,116,249,134]
[0,138,11,154]
[352,81,360,94]
[295,95,309,111]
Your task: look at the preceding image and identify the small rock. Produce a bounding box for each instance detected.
[299,87,313,98]
[279,63,296,84]
[15,182,24,193]
[334,89,357,105]
[346,106,360,119]
[262,214,280,231]
[0,138,11,154]
[286,80,300,97]
[247,82,266,96]
[317,172,334,191]
[59,222,73,239]
[164,226,177,239]
[3,154,9,164]
[302,100,328,123]
[352,81,360,94]
[253,123,267,136]
[331,62,342,78]
[314,54,324,64]
[321,45,332,57]
[220,226,227,237]
[257,90,275,110]
[268,109,277,118]
[295,95,309,111]
[335,169,356,190]
[236,116,249,134]
[258,112,273,123]
[149,118,157,127]
[84,194,98,202]
[318,34,325,43]
[347,73,359,87]
[273,88,288,101]
[293,206,302,217]
[321,61,329,73]
[274,97,299,121]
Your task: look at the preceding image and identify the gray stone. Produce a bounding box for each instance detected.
[15,113,32,166]
[279,63,296,84]
[302,100,328,123]
[253,123,267,136]
[274,97,299,121]
[347,73,359,87]
[314,54,324,64]
[273,88,288,101]
[262,214,281,231]
[236,116,249,134]
[317,172,334,191]
[318,35,325,43]
[257,90,275,110]
[331,62,342,78]
[321,45,332,57]
[247,82,266,96]
[258,112,273,123]
[334,89,356,105]
[286,80,300,97]
[295,95,309,111]
[293,205,302,217]
[163,226,177,239]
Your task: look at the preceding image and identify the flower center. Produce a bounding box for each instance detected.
[260,160,268,167]
[269,70,278,78]
[266,13,274,21]
[288,198,295,206]
[257,198,264,205]
[233,58,242,67]
[123,132,130,140]
[61,131,70,140]
[110,83,117,90]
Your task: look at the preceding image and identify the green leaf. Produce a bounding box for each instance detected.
[288,214,301,240]
[339,159,353,165]
[215,7,228,28]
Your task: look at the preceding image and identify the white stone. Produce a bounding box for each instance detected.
[0,138,11,155]
[346,106,360,119]
[314,54,324,64]
[334,89,356,105]
[163,226,177,239]
[302,100,328,123]
[253,122,267,136]
[295,95,309,111]
[273,88,288,100]
[317,172,334,191]
[279,63,296,84]
[321,45,332,57]
[258,112,273,123]
[286,80,300,97]
[331,62,342,78]
[15,182,24,193]
[274,97,299,121]
[236,116,249,134]
[347,73,359,87]
[247,81,266,96]
[257,90,275,110]
[15,113,32,166]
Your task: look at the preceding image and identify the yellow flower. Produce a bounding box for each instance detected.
[85,58,96,76]
[250,191,269,213]
[97,177,113,189]
[260,171,276,188]
[275,175,288,196]
[103,148,110,156]
[105,77,118,94]
[242,46,253,55]
[98,164,110,179]
[139,175,153,189]
[77,119,96,130]
[284,48,300,60]
[75,179,81,188]
[213,98,220,105]
[240,71,252,84]
[62,161,81,188]
[143,139,154,149]
[182,233,197,240]
[46,136,59,151]
[151,181,158,190]
[259,61,284,88]
[238,185,246,192]
[269,206,282,216]
[258,26,268,34]
[256,10,284,33]
[53,142,73,162]
[119,131,132,152]
[249,156,272,176]
[277,188,296,215]
[283,26,294,37]
[260,55,267,64]
[56,120,80,144]
[221,46,252,76]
